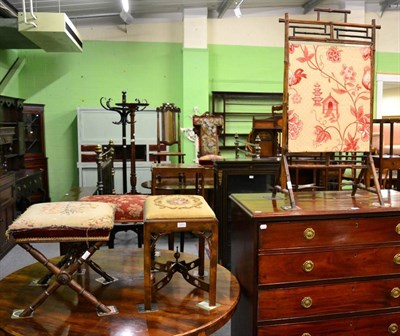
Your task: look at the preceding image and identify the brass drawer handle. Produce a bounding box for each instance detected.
[303,260,314,272]
[301,296,313,309]
[396,224,400,235]
[389,323,398,334]
[394,254,400,265]
[304,228,315,240]
[302,334,311,336]
[391,287,400,299]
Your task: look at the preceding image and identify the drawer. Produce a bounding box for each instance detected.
[259,246,400,284]
[258,312,400,336]
[258,217,400,250]
[258,278,400,321]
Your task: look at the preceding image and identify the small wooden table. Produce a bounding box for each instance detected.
[0,248,239,336]
[151,163,209,196]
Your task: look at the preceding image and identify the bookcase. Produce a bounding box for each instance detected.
[211,91,283,154]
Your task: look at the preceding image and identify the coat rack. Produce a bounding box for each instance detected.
[100,91,148,194]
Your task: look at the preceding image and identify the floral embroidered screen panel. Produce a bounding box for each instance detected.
[287,43,372,153]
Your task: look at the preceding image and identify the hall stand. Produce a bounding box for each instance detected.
[100,90,148,194]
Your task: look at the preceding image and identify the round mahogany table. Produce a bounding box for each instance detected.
[0,248,239,336]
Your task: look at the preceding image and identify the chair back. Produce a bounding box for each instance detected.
[193,112,224,157]
[157,103,181,149]
[154,103,185,163]
[95,140,115,195]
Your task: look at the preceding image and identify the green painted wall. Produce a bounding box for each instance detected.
[17,41,183,201]
[208,45,284,93]
[376,52,400,74]
[0,42,398,201]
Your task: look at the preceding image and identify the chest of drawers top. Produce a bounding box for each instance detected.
[230,189,400,222]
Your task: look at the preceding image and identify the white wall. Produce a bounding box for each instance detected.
[74,5,400,54]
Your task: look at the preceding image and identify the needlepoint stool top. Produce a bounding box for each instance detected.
[6,201,116,243]
[144,195,216,220]
[80,194,147,222]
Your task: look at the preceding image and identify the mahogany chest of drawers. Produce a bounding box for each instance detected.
[230,190,400,335]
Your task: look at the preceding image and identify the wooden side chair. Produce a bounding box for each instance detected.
[153,102,185,163]
[79,141,147,248]
[6,201,118,318]
[372,118,400,190]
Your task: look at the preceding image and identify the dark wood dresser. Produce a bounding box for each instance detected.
[230,190,400,335]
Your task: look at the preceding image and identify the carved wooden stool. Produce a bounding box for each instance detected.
[142,195,218,312]
[6,201,118,318]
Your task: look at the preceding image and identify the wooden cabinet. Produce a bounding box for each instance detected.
[230,190,400,335]
[0,97,48,259]
[211,91,282,153]
[213,158,279,268]
[21,103,49,203]
[0,172,15,260]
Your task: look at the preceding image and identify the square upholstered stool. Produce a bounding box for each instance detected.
[80,194,148,248]
[6,201,119,318]
[142,195,218,312]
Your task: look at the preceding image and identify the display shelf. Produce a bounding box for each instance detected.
[211,91,283,151]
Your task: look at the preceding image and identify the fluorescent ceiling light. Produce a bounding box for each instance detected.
[122,0,130,13]
[234,0,244,18]
[120,10,134,24]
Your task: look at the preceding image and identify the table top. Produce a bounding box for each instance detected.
[0,248,239,336]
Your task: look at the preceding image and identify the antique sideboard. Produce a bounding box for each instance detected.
[230,190,400,335]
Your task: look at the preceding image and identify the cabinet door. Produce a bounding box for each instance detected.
[22,104,45,157]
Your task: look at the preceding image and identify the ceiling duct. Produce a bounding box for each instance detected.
[0,0,18,18]
[18,12,83,52]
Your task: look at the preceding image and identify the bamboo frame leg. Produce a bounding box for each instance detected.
[12,242,117,318]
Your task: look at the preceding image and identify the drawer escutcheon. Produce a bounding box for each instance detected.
[303,260,314,272]
[302,333,311,336]
[304,228,315,240]
[391,287,400,299]
[394,254,400,265]
[301,296,313,309]
[396,224,400,235]
[389,323,398,334]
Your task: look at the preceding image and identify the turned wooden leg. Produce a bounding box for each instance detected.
[143,223,153,311]
[208,223,218,307]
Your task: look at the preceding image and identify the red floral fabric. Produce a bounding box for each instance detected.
[287,43,372,153]
[80,195,148,222]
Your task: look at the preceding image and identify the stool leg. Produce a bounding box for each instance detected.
[208,223,218,307]
[143,224,153,311]
[180,232,185,252]
[14,242,117,318]
[15,279,62,318]
[198,235,205,277]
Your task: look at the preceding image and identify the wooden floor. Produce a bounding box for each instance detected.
[0,247,239,336]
